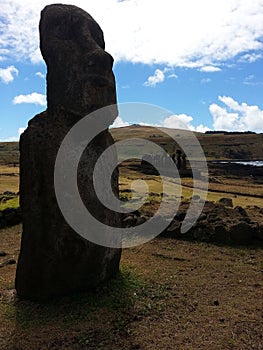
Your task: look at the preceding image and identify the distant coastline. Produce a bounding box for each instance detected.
[212,160,263,167]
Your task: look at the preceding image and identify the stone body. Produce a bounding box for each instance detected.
[15,4,121,300]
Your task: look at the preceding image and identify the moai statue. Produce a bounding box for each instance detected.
[182,153,187,169]
[16,4,121,300]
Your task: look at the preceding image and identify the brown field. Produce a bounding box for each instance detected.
[0,166,19,194]
[0,225,263,350]
[0,129,263,349]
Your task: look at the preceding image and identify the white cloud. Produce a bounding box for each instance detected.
[13,92,46,106]
[199,66,221,72]
[18,127,26,135]
[110,116,130,128]
[35,71,44,79]
[161,114,210,133]
[194,124,211,133]
[243,75,263,86]
[144,68,178,86]
[1,0,263,68]
[209,96,263,132]
[110,113,210,132]
[0,65,18,83]
[0,127,26,142]
[239,53,262,63]
[168,74,178,80]
[144,69,165,87]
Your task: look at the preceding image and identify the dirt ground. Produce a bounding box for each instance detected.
[0,224,263,350]
[0,162,263,349]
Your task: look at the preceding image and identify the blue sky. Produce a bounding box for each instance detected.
[1,0,263,141]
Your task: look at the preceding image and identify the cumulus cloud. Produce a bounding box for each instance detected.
[0,65,18,83]
[144,68,178,86]
[209,96,263,132]
[111,113,210,133]
[110,116,130,128]
[1,0,263,68]
[161,114,210,133]
[13,92,46,106]
[199,66,221,73]
[144,69,165,87]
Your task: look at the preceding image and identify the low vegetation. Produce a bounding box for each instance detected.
[0,225,263,349]
[0,128,263,349]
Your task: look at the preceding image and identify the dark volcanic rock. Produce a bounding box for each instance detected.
[2,208,21,226]
[162,200,263,246]
[229,222,254,245]
[218,197,233,208]
[15,4,121,300]
[0,208,21,228]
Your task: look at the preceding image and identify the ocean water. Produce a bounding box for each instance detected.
[215,161,263,167]
[234,161,263,167]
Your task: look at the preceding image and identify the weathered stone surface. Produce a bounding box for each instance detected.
[229,222,252,245]
[218,197,233,208]
[15,4,121,300]
[162,200,263,246]
[0,208,21,228]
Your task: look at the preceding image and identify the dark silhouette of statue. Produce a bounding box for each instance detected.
[176,149,182,170]
[182,153,187,169]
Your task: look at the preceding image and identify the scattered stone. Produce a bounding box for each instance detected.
[197,213,207,221]
[213,225,229,244]
[15,4,121,301]
[0,208,21,229]
[2,208,21,226]
[255,225,263,241]
[135,216,147,226]
[229,222,252,245]
[161,200,262,245]
[3,191,16,196]
[192,194,200,200]
[234,206,248,216]
[174,211,186,221]
[123,215,136,227]
[218,197,233,207]
[0,258,16,268]
[165,220,180,235]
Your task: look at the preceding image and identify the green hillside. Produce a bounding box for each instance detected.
[0,142,19,165]
[111,125,263,160]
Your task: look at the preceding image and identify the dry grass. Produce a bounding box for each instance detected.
[0,156,263,349]
[0,166,19,194]
[0,225,263,350]
[119,165,263,209]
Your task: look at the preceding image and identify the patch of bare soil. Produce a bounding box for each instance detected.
[0,225,263,350]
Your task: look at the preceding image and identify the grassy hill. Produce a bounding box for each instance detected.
[0,142,19,165]
[0,126,262,165]
[111,125,263,161]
